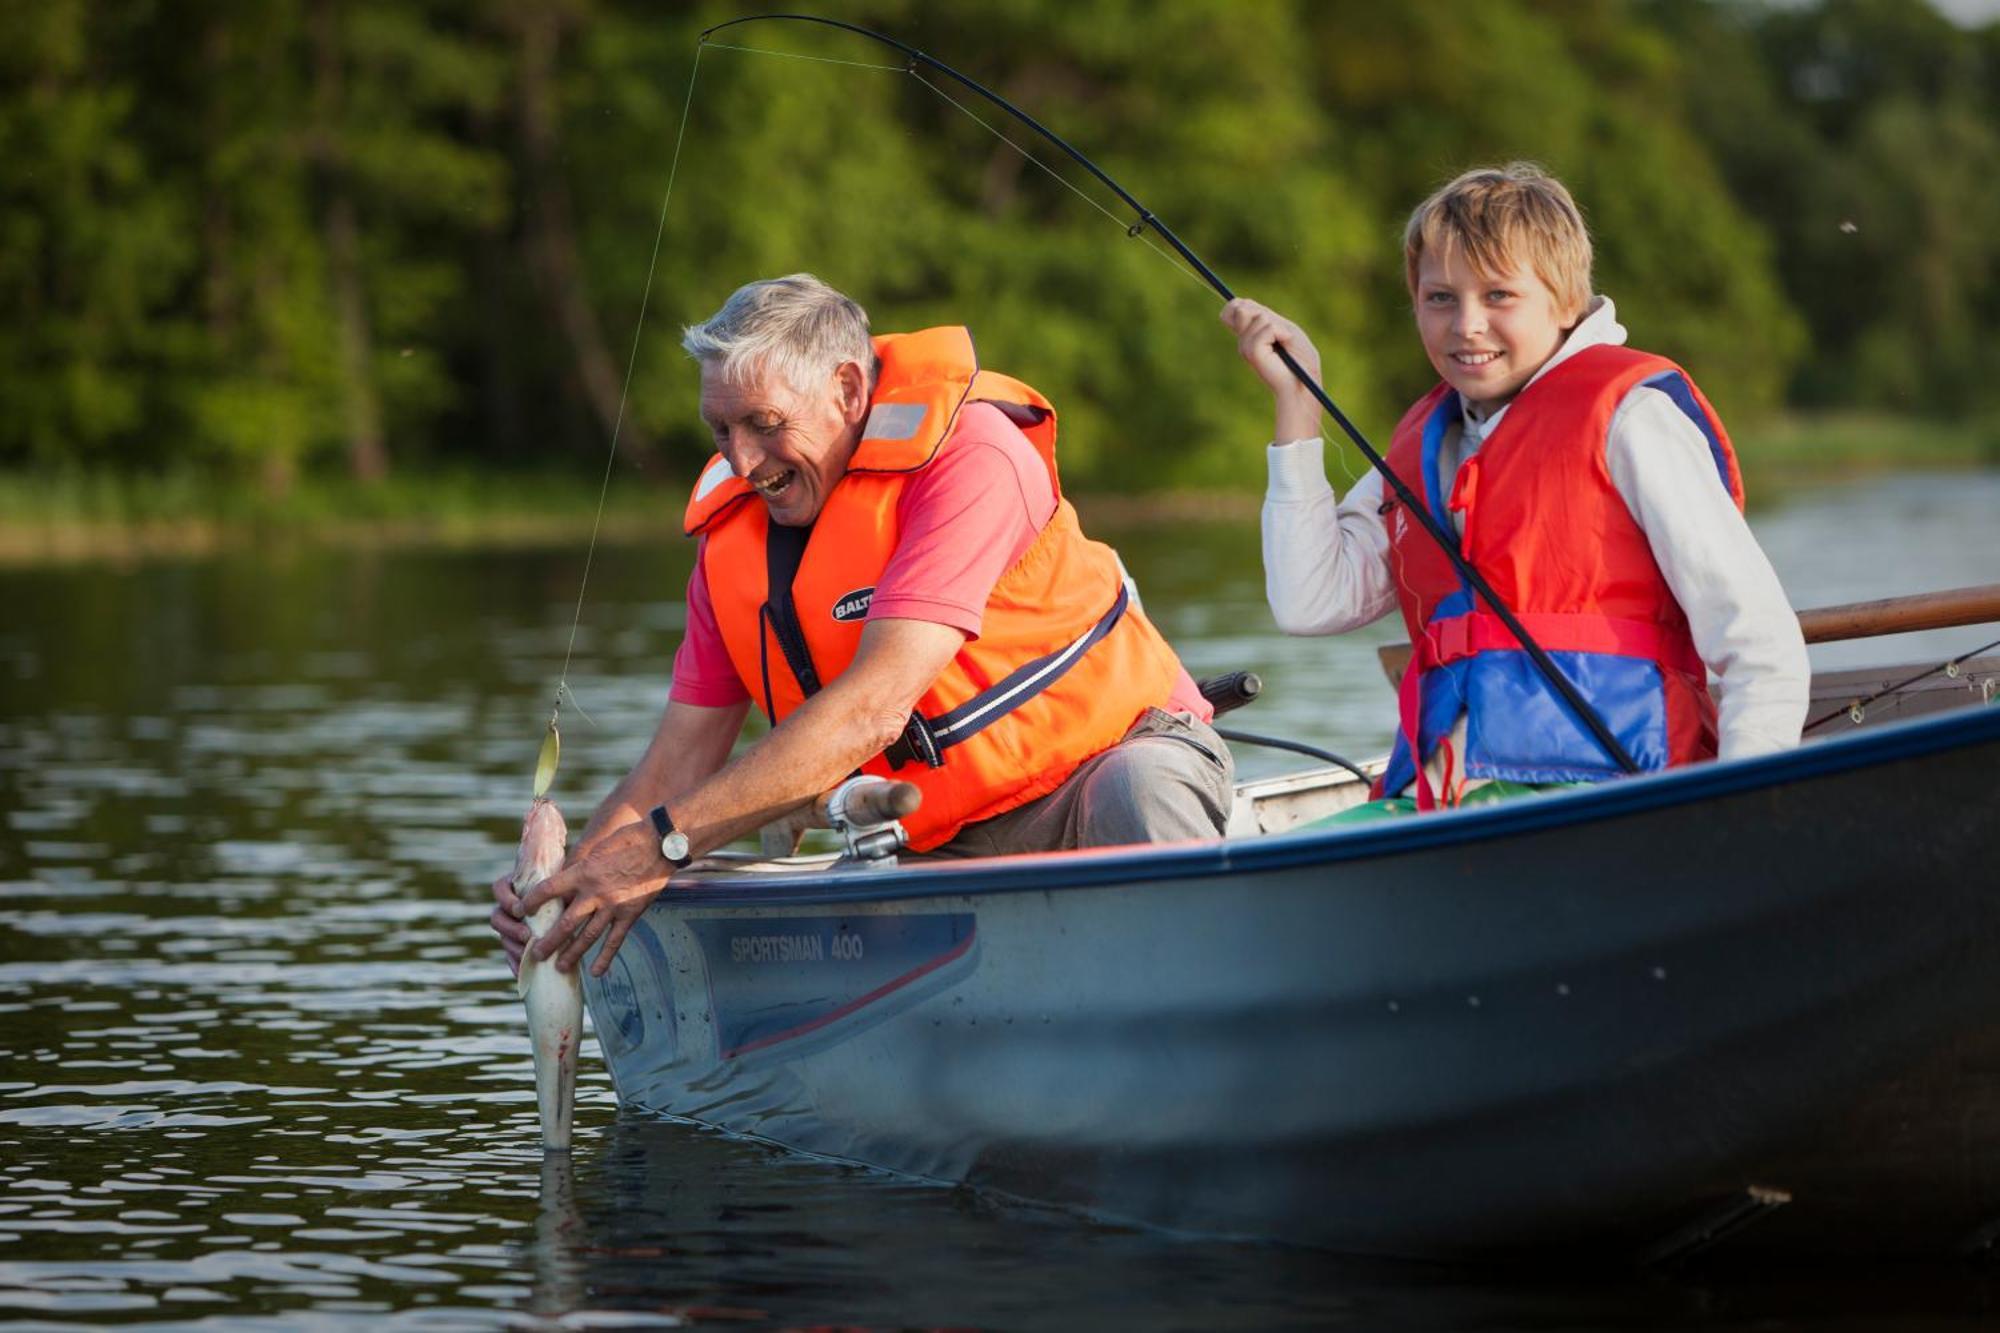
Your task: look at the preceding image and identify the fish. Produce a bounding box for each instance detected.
[512,796,581,1151]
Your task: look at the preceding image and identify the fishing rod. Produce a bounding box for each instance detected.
[1803,635,2000,734]
[700,13,1643,776]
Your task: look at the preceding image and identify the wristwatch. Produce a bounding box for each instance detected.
[648,804,693,869]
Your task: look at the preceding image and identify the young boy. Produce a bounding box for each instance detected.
[1221,163,1808,813]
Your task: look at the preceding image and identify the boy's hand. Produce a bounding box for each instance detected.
[1221,299,1325,444]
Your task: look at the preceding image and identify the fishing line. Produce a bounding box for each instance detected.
[904,71,1211,291]
[697,40,1210,290]
[700,39,905,73]
[1328,430,1366,489]
[536,40,707,795]
[1802,634,2000,734]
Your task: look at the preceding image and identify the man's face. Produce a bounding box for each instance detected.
[699,358,869,527]
[1414,247,1581,415]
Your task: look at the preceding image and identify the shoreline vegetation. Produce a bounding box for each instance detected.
[2,414,1993,569]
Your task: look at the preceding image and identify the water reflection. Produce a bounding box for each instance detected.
[1,471,1998,1327]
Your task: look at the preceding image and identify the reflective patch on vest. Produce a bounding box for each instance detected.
[694,455,736,502]
[830,586,875,623]
[862,403,926,442]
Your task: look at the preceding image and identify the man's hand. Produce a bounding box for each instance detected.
[517,820,670,978]
[489,874,530,977]
[501,622,959,978]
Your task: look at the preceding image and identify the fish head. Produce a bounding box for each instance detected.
[513,797,570,890]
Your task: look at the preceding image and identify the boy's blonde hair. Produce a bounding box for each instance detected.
[1403,163,1593,318]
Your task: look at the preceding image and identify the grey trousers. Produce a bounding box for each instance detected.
[926,708,1234,858]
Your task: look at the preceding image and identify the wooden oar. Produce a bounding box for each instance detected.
[1794,582,2000,643]
[1375,583,2000,684]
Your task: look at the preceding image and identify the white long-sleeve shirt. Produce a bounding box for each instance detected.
[1263,296,1809,785]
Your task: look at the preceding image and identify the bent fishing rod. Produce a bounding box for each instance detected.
[699,13,1642,777]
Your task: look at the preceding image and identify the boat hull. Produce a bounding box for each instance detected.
[582,706,2000,1258]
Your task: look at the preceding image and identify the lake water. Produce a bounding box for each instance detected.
[2,469,1998,1329]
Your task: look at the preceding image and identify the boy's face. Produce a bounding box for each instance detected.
[1414,248,1582,415]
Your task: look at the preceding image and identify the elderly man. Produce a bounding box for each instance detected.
[492,274,1231,977]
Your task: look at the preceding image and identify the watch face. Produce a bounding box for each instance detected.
[661,830,691,863]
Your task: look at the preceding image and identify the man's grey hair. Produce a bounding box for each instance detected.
[681,274,874,393]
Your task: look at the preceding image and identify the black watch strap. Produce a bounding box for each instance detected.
[648,804,693,868]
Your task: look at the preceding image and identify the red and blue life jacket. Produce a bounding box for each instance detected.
[1377,344,1743,802]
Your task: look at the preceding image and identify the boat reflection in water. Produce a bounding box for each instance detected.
[579,652,2000,1263]
[518,1115,1436,1326]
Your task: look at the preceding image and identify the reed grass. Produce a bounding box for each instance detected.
[1,412,1993,564]
[0,464,678,565]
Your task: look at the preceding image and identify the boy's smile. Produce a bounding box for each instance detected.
[1414,249,1583,416]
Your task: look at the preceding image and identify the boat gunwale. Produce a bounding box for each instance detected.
[659,702,2000,909]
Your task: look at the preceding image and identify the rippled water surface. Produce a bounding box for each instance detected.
[3,471,1998,1329]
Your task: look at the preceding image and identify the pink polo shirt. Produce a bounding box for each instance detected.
[670,403,1208,718]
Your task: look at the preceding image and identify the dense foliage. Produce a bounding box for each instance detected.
[4,0,1995,494]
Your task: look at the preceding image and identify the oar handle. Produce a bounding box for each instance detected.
[1794,583,2000,643]
[1198,670,1263,717]
[816,778,922,829]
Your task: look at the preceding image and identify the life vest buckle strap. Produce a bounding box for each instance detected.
[884,712,944,771]
[883,585,1133,770]
[1418,615,1480,668]
[1418,610,1703,677]
[930,585,1130,747]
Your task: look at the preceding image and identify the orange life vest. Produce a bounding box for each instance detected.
[683,326,1184,851]
[1377,343,1744,800]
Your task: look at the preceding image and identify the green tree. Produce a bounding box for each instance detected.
[1295,0,1802,435]
[179,0,508,492]
[11,0,1992,500]
[548,0,1371,491]
[1657,0,2000,417]
[0,1,198,468]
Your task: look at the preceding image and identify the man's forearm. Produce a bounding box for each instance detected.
[575,782,654,853]
[669,682,906,855]
[574,699,747,853]
[574,683,898,858]
[664,617,965,857]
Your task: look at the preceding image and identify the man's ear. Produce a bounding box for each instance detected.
[834,359,870,425]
